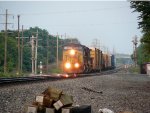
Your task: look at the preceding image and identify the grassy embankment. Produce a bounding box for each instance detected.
[128,66,140,74]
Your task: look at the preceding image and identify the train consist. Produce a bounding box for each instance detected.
[62,43,115,74]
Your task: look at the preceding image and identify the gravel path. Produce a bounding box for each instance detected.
[0,73,150,113]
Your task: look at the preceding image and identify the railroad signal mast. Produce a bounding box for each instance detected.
[16,26,29,74]
[132,35,138,67]
[30,31,38,74]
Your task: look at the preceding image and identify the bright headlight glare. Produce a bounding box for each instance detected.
[70,49,75,55]
[74,63,79,68]
[65,63,71,69]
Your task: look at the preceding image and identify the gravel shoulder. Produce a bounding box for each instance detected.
[0,73,150,113]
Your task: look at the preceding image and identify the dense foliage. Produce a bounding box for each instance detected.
[0,27,80,75]
[0,33,17,72]
[130,1,150,64]
[137,44,150,65]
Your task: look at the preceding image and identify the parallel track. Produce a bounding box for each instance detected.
[0,76,60,84]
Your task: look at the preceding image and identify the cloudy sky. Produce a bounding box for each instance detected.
[0,1,142,54]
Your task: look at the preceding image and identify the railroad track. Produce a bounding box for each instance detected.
[0,76,60,84]
[0,67,122,85]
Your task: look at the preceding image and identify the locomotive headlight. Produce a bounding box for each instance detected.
[74,63,79,68]
[70,49,75,55]
[65,62,71,69]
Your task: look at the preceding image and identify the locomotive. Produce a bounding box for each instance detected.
[62,43,115,74]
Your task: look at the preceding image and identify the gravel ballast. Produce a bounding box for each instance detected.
[0,73,150,113]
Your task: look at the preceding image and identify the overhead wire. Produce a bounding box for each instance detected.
[19,6,130,16]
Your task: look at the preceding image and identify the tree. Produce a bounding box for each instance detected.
[130,1,150,32]
[130,1,150,63]
[137,44,150,64]
[0,32,17,72]
[0,27,81,74]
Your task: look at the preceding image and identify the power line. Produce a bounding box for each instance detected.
[19,6,130,16]
[31,21,137,28]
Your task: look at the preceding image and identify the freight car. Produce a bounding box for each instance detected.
[62,43,115,74]
[90,47,102,72]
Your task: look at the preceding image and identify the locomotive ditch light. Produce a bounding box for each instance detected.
[65,74,69,78]
[61,74,69,78]
[74,63,79,68]
[65,62,71,69]
[70,49,75,55]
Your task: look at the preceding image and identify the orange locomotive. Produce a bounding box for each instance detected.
[63,43,91,73]
[62,43,115,74]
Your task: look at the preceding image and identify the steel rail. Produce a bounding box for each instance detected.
[0,76,60,84]
[0,68,122,84]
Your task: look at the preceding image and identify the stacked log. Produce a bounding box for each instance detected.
[25,87,91,113]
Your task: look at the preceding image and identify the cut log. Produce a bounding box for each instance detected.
[35,95,44,104]
[53,100,63,110]
[60,94,73,106]
[43,95,53,107]
[37,104,45,113]
[62,105,91,113]
[43,87,63,101]
[26,105,37,113]
[45,108,55,113]
[53,94,73,110]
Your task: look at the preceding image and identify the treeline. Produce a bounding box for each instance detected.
[130,1,150,64]
[0,27,80,74]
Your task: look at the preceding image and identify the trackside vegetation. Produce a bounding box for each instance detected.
[0,27,80,77]
[130,2,150,65]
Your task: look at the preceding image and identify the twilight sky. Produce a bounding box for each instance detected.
[0,1,142,54]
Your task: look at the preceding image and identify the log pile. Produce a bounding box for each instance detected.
[25,87,91,113]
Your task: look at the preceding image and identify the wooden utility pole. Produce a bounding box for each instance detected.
[31,35,35,74]
[34,30,38,74]
[17,15,20,74]
[1,9,14,73]
[46,34,49,73]
[57,33,59,68]
[4,9,8,73]
[21,25,24,73]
